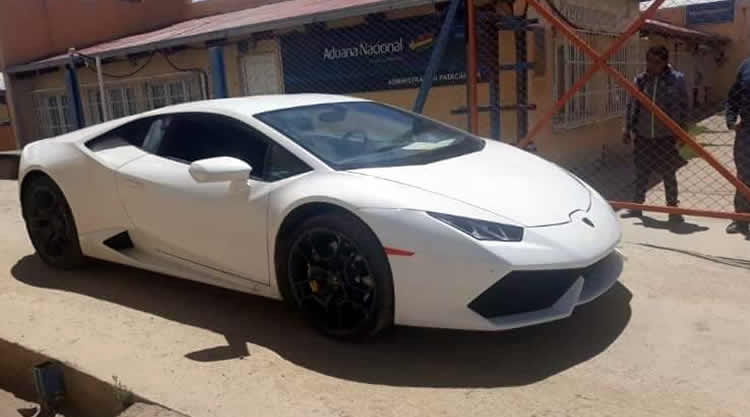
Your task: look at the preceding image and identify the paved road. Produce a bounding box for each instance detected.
[0,180,748,417]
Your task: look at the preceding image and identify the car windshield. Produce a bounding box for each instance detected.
[255,102,485,170]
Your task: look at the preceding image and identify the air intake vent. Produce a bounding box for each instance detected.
[103,231,134,251]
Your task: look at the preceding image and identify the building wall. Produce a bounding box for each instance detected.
[8,0,713,171]
[496,0,645,167]
[10,43,485,146]
[0,0,317,71]
[0,0,192,69]
[357,85,488,135]
[0,99,8,122]
[9,36,288,144]
[0,96,13,151]
[687,0,750,100]
[655,0,750,105]
[2,1,634,166]
[11,47,210,143]
[655,6,685,26]
[528,29,632,168]
[0,125,14,151]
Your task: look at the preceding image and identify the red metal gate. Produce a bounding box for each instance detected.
[467,0,750,223]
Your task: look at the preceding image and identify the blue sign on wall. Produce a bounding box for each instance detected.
[280,14,482,94]
[686,0,735,25]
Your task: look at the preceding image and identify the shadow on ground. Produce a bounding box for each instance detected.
[11,255,632,388]
[634,243,750,270]
[619,213,711,235]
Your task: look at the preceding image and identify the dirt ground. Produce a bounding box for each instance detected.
[0,179,749,417]
[0,390,35,417]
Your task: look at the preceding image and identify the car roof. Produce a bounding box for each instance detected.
[41,94,372,146]
[143,94,370,118]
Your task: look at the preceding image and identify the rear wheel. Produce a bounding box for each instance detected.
[280,212,394,339]
[21,175,86,269]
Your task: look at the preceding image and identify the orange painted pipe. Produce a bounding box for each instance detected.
[611,202,750,222]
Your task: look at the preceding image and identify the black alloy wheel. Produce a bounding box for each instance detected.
[22,176,86,269]
[283,213,394,339]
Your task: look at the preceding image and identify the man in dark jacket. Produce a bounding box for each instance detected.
[623,45,689,223]
[725,56,750,235]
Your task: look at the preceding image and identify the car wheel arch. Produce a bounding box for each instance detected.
[275,202,360,261]
[272,201,390,300]
[20,170,84,238]
[19,170,53,213]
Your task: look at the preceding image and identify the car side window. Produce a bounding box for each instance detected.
[266,144,312,181]
[85,117,156,151]
[155,113,270,179]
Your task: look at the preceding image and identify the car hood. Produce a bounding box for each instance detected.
[351,140,591,227]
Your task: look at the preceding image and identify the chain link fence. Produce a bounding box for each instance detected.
[508,0,750,228]
[30,0,749,227]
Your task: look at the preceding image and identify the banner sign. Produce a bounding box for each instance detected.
[280,13,484,94]
[686,0,735,25]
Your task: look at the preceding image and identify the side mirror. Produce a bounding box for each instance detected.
[189,157,252,183]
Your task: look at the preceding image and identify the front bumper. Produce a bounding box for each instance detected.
[358,195,624,331]
[473,249,623,330]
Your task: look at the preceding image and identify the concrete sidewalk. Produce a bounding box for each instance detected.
[1,179,748,417]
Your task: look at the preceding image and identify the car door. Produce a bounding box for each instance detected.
[116,112,275,285]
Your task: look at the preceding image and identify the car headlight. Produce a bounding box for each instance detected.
[428,212,524,242]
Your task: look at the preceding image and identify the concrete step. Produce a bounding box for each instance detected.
[0,337,188,417]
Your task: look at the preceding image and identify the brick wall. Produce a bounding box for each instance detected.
[0,124,16,151]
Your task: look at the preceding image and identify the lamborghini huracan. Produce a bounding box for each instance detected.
[19,94,623,338]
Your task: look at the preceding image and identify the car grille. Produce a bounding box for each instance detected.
[468,253,611,318]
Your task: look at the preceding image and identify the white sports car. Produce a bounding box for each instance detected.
[18,94,623,338]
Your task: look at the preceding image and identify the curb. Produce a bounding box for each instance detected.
[0,338,187,417]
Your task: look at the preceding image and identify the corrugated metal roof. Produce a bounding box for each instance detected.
[642,19,731,42]
[7,0,438,74]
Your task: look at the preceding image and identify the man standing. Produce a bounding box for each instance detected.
[725,56,750,235]
[623,45,689,223]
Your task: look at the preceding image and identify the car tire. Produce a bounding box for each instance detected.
[21,175,86,270]
[278,211,394,339]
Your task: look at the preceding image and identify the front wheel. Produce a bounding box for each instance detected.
[280,212,394,339]
[21,175,86,269]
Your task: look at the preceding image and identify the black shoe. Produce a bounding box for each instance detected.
[622,209,643,218]
[726,221,749,235]
[669,214,685,224]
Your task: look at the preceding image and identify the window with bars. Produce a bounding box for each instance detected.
[35,74,204,138]
[80,74,204,126]
[33,92,74,138]
[553,0,639,33]
[606,36,646,116]
[145,78,200,109]
[553,30,645,129]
